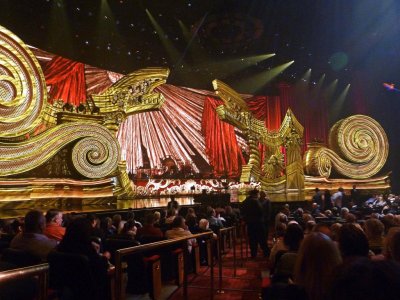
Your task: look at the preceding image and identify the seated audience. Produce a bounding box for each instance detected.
[165,208,177,225]
[207,207,224,230]
[136,213,163,240]
[273,223,304,282]
[118,220,137,240]
[364,218,384,255]
[112,214,123,234]
[100,217,115,239]
[384,227,400,261]
[330,222,342,243]
[10,210,57,261]
[338,223,369,264]
[57,217,111,300]
[330,259,400,300]
[165,216,195,252]
[185,207,198,232]
[44,209,66,242]
[125,210,142,228]
[153,211,161,226]
[223,205,239,227]
[269,223,287,266]
[294,232,342,300]
[58,217,111,262]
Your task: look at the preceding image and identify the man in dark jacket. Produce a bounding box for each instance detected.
[241,189,270,258]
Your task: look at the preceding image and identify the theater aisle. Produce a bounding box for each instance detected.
[170,238,269,300]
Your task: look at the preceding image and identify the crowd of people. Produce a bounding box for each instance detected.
[0,199,242,299]
[2,187,400,299]
[266,187,400,300]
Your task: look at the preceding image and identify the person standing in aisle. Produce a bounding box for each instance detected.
[241,189,270,258]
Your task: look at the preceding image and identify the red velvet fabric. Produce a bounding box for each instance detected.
[246,95,284,167]
[201,97,245,177]
[43,56,87,105]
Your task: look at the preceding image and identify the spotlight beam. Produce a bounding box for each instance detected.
[236,60,295,93]
[331,84,351,120]
[146,9,181,65]
[176,14,209,66]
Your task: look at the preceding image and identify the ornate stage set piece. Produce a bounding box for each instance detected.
[0,25,169,208]
[212,80,305,193]
[212,80,390,198]
[0,24,391,210]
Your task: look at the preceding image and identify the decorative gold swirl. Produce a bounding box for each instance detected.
[0,25,47,139]
[0,123,120,179]
[303,143,332,178]
[304,115,388,179]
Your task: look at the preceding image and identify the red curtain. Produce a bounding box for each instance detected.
[278,82,328,151]
[201,97,245,178]
[246,95,283,167]
[43,56,87,105]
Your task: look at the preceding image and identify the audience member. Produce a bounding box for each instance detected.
[165,216,195,252]
[136,213,163,239]
[273,223,304,282]
[10,210,57,261]
[338,223,369,263]
[330,259,400,300]
[44,209,65,242]
[241,189,270,258]
[294,232,342,300]
[364,218,384,254]
[185,207,198,232]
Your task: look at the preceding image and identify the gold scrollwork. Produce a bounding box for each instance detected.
[0,122,120,179]
[304,115,388,179]
[0,26,47,139]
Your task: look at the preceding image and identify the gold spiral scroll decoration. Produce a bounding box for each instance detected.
[0,123,120,179]
[304,115,388,179]
[0,25,47,139]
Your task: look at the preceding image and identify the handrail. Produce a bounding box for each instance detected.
[216,226,237,293]
[114,231,215,300]
[0,263,49,300]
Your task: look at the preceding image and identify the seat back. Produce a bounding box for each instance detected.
[137,235,165,245]
[47,251,106,300]
[1,248,41,267]
[103,238,139,264]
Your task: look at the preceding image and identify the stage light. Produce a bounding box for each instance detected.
[308,74,326,102]
[178,20,191,42]
[292,68,313,103]
[324,79,338,101]
[146,9,181,64]
[236,60,294,93]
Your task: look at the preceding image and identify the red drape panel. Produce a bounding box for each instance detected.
[246,95,283,167]
[247,95,282,130]
[43,56,87,105]
[278,82,328,151]
[201,97,245,178]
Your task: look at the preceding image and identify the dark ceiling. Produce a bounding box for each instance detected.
[1,0,386,91]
